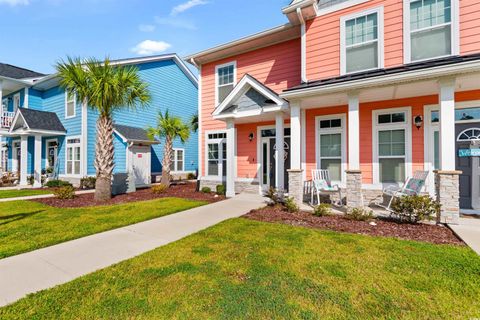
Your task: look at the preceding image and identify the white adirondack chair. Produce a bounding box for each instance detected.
[310,169,343,207]
[375,170,429,212]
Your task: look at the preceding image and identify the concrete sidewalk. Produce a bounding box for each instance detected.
[0,193,265,307]
[0,190,95,202]
[449,217,480,255]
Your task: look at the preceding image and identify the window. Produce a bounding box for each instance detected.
[374,109,411,184]
[66,137,81,175]
[341,8,383,74]
[0,147,7,172]
[317,115,346,183]
[431,107,480,123]
[170,149,185,172]
[206,131,227,177]
[65,91,76,118]
[407,0,456,62]
[216,62,236,104]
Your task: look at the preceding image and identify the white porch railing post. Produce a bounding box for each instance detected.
[20,136,28,186]
[33,135,42,188]
[225,119,236,197]
[275,112,285,191]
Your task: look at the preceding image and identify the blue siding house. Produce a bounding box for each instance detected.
[0,55,198,188]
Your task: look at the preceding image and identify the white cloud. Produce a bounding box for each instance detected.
[170,0,208,16]
[131,40,172,55]
[155,16,196,30]
[0,0,29,6]
[138,24,156,32]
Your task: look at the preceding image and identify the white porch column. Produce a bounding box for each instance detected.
[20,136,28,186]
[288,102,303,204]
[225,119,236,198]
[347,93,360,171]
[346,92,364,208]
[33,135,42,188]
[439,78,456,171]
[0,80,3,115]
[275,113,285,191]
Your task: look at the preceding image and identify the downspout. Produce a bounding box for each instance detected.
[297,8,308,84]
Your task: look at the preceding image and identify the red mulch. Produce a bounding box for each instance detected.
[244,205,464,246]
[33,182,225,208]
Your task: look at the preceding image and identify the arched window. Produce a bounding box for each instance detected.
[457,128,480,142]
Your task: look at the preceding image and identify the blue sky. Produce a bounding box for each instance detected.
[0,0,292,74]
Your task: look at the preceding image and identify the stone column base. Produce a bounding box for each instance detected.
[288,169,304,205]
[435,170,461,224]
[346,170,364,209]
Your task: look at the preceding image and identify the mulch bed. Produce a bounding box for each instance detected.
[244,205,464,245]
[33,182,225,208]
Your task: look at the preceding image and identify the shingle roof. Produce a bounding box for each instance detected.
[19,108,66,132]
[0,63,45,80]
[284,53,480,93]
[114,124,159,144]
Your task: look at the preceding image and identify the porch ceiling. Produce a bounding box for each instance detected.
[296,72,480,109]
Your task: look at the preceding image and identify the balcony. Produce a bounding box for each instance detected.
[1,111,14,130]
[317,0,350,10]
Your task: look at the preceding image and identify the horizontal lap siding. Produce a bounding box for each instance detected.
[460,0,480,54]
[304,90,480,184]
[201,39,301,176]
[306,0,403,81]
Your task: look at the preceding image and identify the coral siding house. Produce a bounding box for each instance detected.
[187,0,480,223]
[0,55,198,189]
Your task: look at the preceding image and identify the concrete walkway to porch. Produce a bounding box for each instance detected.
[448,217,480,255]
[0,189,95,202]
[0,193,266,307]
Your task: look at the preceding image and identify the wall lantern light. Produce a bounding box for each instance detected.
[414,115,423,130]
[248,132,254,142]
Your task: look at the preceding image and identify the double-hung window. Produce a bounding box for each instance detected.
[407,0,456,62]
[374,110,411,184]
[170,149,185,172]
[0,147,7,172]
[65,91,76,118]
[216,62,236,104]
[316,115,346,182]
[66,137,81,175]
[341,8,383,74]
[206,132,227,177]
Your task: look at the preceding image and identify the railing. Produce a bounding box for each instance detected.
[0,111,14,129]
[317,0,350,10]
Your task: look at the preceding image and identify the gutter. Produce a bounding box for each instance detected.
[280,60,480,99]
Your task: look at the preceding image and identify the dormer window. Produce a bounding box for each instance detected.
[340,7,384,74]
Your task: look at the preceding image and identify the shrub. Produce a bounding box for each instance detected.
[27,176,34,185]
[264,187,281,206]
[54,186,76,200]
[80,177,96,190]
[345,207,374,221]
[284,197,299,213]
[201,187,211,193]
[313,203,332,217]
[45,180,72,188]
[152,184,168,194]
[216,184,226,196]
[391,195,440,223]
[187,172,197,180]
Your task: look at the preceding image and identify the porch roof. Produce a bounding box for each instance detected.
[114,124,160,145]
[5,108,66,137]
[0,63,45,80]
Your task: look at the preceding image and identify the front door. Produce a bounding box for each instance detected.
[131,146,151,186]
[260,130,291,191]
[15,145,21,176]
[456,124,480,210]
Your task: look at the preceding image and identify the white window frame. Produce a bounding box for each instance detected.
[403,0,459,64]
[170,148,185,173]
[215,61,237,106]
[315,114,347,185]
[45,138,59,170]
[13,93,21,111]
[205,130,227,179]
[65,136,82,177]
[65,90,76,119]
[0,147,7,172]
[340,6,384,75]
[372,107,412,186]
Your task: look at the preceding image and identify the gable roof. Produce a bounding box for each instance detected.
[8,108,66,135]
[114,124,159,145]
[213,74,289,120]
[0,63,45,80]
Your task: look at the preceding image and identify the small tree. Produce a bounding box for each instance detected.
[147,110,190,186]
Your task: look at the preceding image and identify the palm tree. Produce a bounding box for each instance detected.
[56,57,151,201]
[147,110,191,186]
[190,113,198,133]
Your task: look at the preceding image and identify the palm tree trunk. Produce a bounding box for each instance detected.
[94,115,114,201]
[161,135,172,186]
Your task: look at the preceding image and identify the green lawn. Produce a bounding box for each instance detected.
[0,189,52,199]
[0,198,207,259]
[2,218,479,319]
